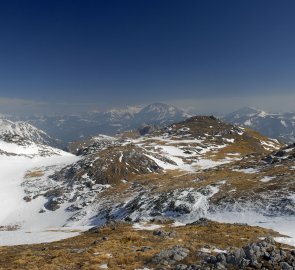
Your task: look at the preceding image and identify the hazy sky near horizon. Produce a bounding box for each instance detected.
[0,0,295,114]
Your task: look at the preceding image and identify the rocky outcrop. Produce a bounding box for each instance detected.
[263,143,295,164]
[152,245,190,266]
[68,134,119,156]
[148,237,295,270]
[197,237,295,270]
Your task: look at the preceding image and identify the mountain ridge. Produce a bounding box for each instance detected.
[10,103,190,146]
[224,106,295,143]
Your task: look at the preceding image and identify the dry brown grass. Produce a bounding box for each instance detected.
[244,128,274,142]
[24,170,44,178]
[0,222,277,270]
[0,221,282,270]
[95,157,295,201]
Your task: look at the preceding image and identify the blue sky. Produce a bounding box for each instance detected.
[0,0,294,113]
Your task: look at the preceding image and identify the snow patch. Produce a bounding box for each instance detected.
[232,168,259,174]
[244,119,252,126]
[260,176,276,183]
[0,226,90,246]
[223,138,235,143]
[280,120,288,128]
[171,221,186,227]
[132,222,163,231]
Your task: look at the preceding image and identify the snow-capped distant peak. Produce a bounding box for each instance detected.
[0,118,59,148]
[141,102,177,112]
[257,111,269,118]
[137,103,188,122]
[237,107,261,117]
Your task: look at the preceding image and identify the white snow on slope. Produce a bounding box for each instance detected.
[244,119,252,126]
[0,119,52,145]
[260,140,280,151]
[0,155,78,225]
[135,133,236,172]
[0,140,43,155]
[0,139,65,156]
[0,140,81,245]
[257,111,269,118]
[133,222,163,231]
[0,227,88,246]
[232,168,260,174]
[280,120,288,128]
[260,176,276,183]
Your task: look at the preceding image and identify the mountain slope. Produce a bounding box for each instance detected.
[0,127,80,244]
[0,118,60,148]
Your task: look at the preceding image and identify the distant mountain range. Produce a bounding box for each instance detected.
[2,103,294,147]
[224,107,295,143]
[8,103,189,146]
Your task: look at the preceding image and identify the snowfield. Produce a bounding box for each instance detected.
[0,141,82,245]
[0,227,88,246]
